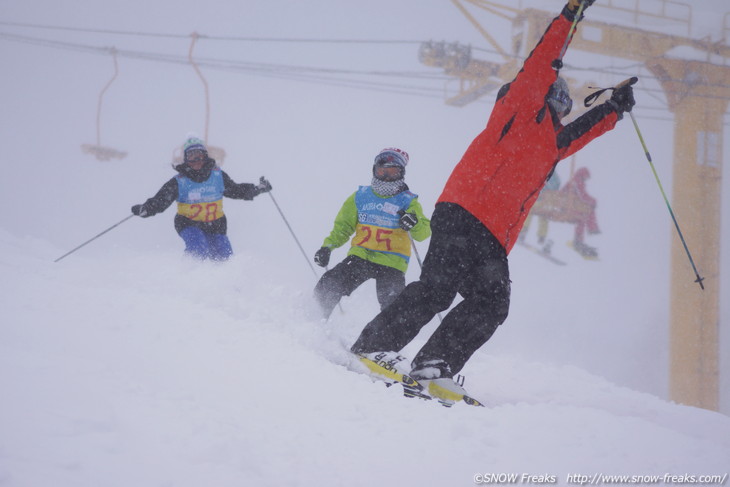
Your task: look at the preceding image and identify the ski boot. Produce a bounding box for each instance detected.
[573,241,598,259]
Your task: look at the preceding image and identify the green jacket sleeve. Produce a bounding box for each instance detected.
[322,193,358,249]
[406,198,432,242]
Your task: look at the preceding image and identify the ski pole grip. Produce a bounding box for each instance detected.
[616,77,638,88]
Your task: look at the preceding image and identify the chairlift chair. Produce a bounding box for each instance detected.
[81,47,127,161]
[172,32,226,167]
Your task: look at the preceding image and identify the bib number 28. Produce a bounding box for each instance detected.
[189,202,219,221]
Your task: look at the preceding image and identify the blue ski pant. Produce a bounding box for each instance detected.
[179,227,233,261]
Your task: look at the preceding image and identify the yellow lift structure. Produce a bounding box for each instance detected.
[422,0,730,411]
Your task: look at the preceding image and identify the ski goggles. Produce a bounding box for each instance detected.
[375,151,406,167]
[185,149,207,162]
[373,162,405,182]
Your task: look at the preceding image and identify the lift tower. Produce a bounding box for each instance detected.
[421,0,730,410]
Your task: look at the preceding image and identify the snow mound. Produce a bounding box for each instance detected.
[1,231,729,486]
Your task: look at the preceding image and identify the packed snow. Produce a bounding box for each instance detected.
[1,231,729,486]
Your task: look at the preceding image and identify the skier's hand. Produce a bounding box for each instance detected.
[314,247,331,267]
[131,204,150,217]
[398,210,418,231]
[609,77,637,114]
[568,0,595,12]
[255,176,272,195]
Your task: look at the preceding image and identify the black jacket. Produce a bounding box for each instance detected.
[140,159,261,235]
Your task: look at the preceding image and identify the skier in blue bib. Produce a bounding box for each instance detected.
[131,137,272,261]
[313,148,431,319]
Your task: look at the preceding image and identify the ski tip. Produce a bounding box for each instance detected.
[463,395,486,407]
[427,381,486,408]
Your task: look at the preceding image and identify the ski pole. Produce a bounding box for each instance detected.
[407,233,425,274]
[267,191,319,278]
[54,214,135,263]
[267,191,345,314]
[265,191,344,315]
[408,233,443,323]
[628,112,705,290]
[552,0,587,70]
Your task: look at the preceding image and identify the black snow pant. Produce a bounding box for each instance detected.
[313,255,406,320]
[351,202,511,375]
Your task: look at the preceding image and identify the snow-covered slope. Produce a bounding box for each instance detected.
[2,231,728,487]
[2,0,730,483]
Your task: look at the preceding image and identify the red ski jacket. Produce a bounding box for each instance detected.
[437,7,620,254]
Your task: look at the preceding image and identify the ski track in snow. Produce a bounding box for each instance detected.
[1,229,728,487]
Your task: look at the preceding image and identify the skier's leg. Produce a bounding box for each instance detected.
[351,278,458,354]
[313,255,372,319]
[179,227,211,260]
[587,209,600,234]
[573,220,586,246]
[374,266,406,311]
[208,233,233,261]
[351,203,469,354]
[572,220,598,257]
[537,217,549,244]
[412,256,510,376]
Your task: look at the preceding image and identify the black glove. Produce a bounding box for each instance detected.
[255,176,272,195]
[131,204,150,217]
[609,79,636,115]
[314,247,331,267]
[568,0,595,12]
[398,210,418,231]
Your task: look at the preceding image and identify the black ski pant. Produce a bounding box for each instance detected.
[351,202,511,375]
[314,255,406,320]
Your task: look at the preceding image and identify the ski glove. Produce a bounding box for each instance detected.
[609,82,635,114]
[398,210,418,231]
[568,0,595,12]
[131,204,150,217]
[314,247,331,267]
[255,176,272,195]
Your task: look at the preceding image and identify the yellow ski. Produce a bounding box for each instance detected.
[426,378,486,408]
[356,353,485,407]
[358,354,423,390]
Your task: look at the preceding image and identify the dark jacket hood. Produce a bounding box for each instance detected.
[176,157,216,183]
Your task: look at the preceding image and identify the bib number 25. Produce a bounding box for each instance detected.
[356,226,393,251]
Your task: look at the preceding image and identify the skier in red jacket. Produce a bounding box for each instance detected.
[351,0,636,392]
[561,167,601,258]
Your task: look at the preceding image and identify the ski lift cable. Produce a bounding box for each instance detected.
[3,20,730,93]
[3,28,729,95]
[0,20,423,44]
[0,31,448,80]
[0,31,452,94]
[1,31,728,121]
[0,19,665,72]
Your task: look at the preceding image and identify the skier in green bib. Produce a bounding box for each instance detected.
[313,148,431,320]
